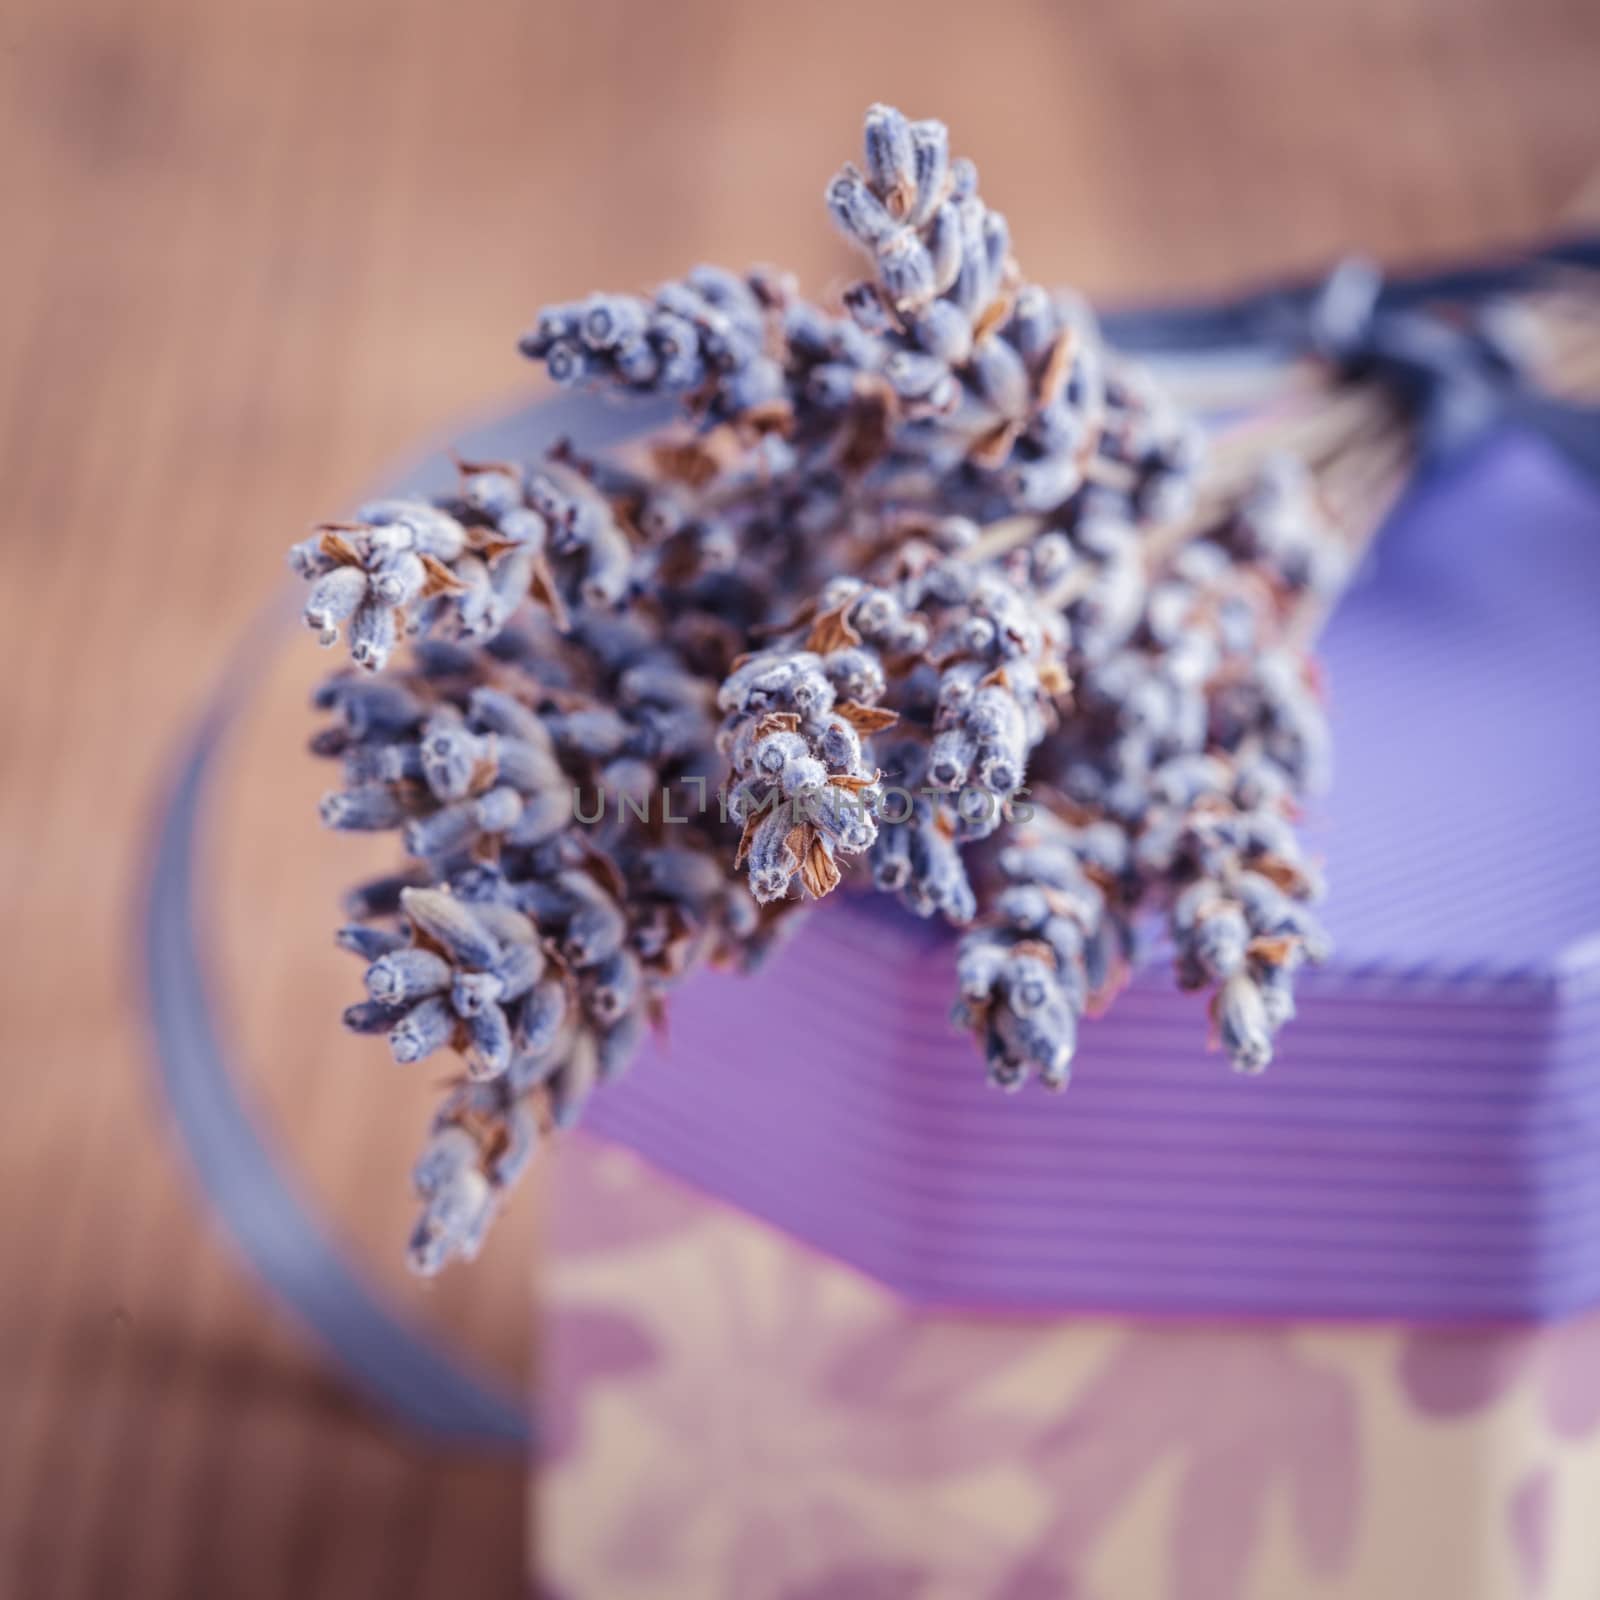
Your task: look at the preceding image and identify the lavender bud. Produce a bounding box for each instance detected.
[349,597,398,671]
[519,302,582,359]
[489,1105,539,1187]
[1010,452,1082,512]
[650,316,706,391]
[863,103,916,211]
[581,293,647,351]
[746,810,801,903]
[612,335,661,386]
[1217,973,1273,1074]
[826,167,898,248]
[451,970,503,1017]
[1257,961,1298,1030]
[366,948,453,1007]
[886,350,953,404]
[817,717,864,772]
[982,210,1010,279]
[1003,953,1056,1016]
[289,535,336,579]
[876,231,936,309]
[585,949,640,1027]
[370,550,426,609]
[404,803,477,860]
[1193,906,1250,981]
[545,340,596,387]
[463,1003,513,1080]
[598,1012,644,1082]
[412,1124,477,1201]
[549,1042,598,1129]
[400,888,501,969]
[907,119,950,224]
[468,687,549,748]
[927,729,975,790]
[515,978,568,1062]
[337,924,407,961]
[463,470,522,520]
[925,202,964,296]
[420,716,482,802]
[389,996,456,1065]
[492,941,545,1005]
[909,299,973,364]
[320,786,407,832]
[956,937,1006,1001]
[342,999,405,1035]
[304,566,368,645]
[408,1165,493,1274]
[872,823,911,891]
[971,337,1030,419]
[559,876,627,967]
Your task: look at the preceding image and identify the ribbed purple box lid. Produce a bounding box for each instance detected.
[1316,433,1600,980]
[583,431,1600,1325]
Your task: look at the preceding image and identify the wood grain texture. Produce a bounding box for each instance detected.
[0,0,1595,1594]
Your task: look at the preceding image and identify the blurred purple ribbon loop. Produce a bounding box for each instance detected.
[1308,254,1600,478]
[1103,232,1600,484]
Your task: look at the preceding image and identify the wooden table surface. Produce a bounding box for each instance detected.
[1,0,1596,1594]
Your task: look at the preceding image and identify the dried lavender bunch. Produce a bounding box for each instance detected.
[289,103,1357,1271]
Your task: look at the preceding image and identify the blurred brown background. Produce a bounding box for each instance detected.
[1,0,1596,1595]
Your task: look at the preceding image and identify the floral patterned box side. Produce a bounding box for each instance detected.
[533,431,1600,1600]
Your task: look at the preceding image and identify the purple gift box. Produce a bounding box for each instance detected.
[530,425,1600,1598]
[577,429,1600,1329]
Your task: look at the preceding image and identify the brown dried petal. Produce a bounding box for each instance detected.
[1038,658,1071,699]
[466,735,500,798]
[806,604,863,654]
[799,835,842,900]
[971,287,1016,349]
[968,418,1023,470]
[1036,326,1078,411]
[1247,933,1303,967]
[317,527,367,567]
[736,399,796,439]
[734,811,763,870]
[1009,938,1057,966]
[829,772,879,794]
[749,598,820,643]
[834,701,899,734]
[450,451,523,480]
[578,838,630,906]
[419,552,469,597]
[837,383,896,475]
[645,990,670,1039]
[1252,855,1314,897]
[528,553,570,631]
[409,926,453,965]
[652,430,741,489]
